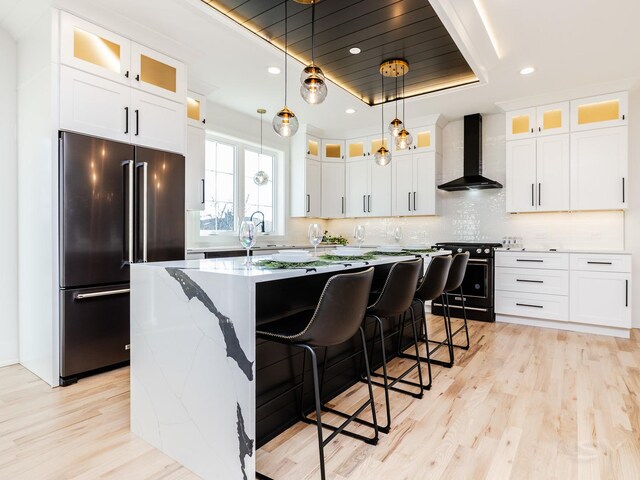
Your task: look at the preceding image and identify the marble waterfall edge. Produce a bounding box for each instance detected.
[130,265,256,480]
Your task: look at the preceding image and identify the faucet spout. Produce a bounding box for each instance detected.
[250,210,266,233]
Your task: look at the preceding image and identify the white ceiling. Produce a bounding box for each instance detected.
[3,0,640,138]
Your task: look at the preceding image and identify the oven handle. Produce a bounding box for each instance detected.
[468,258,489,263]
[433,303,488,312]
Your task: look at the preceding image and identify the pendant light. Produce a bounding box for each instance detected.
[396,63,413,150]
[297,0,327,104]
[273,0,299,137]
[254,109,269,186]
[388,75,403,137]
[374,72,391,166]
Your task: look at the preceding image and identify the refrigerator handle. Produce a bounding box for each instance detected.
[137,162,149,262]
[124,161,134,264]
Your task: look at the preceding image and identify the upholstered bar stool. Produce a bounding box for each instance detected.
[256,267,377,480]
[397,255,452,385]
[361,258,424,434]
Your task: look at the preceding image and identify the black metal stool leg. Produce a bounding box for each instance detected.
[369,315,391,433]
[303,345,327,480]
[425,295,454,368]
[394,301,431,390]
[408,306,425,395]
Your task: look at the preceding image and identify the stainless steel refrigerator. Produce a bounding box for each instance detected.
[59,131,185,385]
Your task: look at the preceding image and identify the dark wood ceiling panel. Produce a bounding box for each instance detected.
[202,0,477,105]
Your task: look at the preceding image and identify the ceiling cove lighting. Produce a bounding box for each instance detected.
[381,59,412,150]
[520,66,535,75]
[273,0,299,137]
[267,66,281,75]
[349,47,361,55]
[296,0,327,105]
[374,69,391,166]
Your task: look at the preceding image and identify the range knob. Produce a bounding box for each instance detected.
[476,248,482,254]
[484,248,490,253]
[457,248,463,253]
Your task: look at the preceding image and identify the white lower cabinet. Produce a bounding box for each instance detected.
[321,162,345,218]
[185,126,205,211]
[495,251,632,336]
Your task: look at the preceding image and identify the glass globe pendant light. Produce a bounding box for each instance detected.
[374,72,391,166]
[388,75,403,137]
[254,109,270,186]
[396,63,413,150]
[273,0,299,137]
[298,0,327,104]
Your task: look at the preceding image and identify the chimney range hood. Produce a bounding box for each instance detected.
[438,113,503,191]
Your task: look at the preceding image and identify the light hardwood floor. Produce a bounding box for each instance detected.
[1,318,639,479]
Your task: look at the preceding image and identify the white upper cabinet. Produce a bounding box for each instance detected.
[506,108,536,140]
[305,159,322,217]
[306,135,321,161]
[369,161,392,217]
[345,159,391,217]
[506,139,537,213]
[130,89,185,154]
[391,124,436,155]
[187,91,206,128]
[392,152,437,216]
[536,135,570,212]
[570,126,628,211]
[322,139,345,162]
[185,126,205,211]
[346,137,367,161]
[393,155,414,216]
[345,160,368,217]
[291,157,322,218]
[60,12,131,86]
[570,92,628,132]
[130,43,186,103]
[321,162,345,218]
[536,102,569,136]
[60,65,131,143]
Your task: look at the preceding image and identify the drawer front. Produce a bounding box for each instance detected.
[495,267,569,296]
[495,290,569,321]
[570,253,631,273]
[495,251,569,270]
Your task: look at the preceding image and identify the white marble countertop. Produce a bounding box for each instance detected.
[187,244,375,253]
[496,248,631,255]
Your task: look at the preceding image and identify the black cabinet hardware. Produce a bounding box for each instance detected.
[341,196,344,214]
[623,114,626,120]
[306,194,310,213]
[125,71,129,78]
[124,107,129,134]
[363,195,366,213]
[407,192,411,211]
[202,118,206,124]
[538,183,541,206]
[626,279,629,307]
[517,303,543,308]
[134,109,139,136]
[516,279,544,283]
[516,259,543,263]
[622,177,625,203]
[538,127,541,132]
[135,74,140,81]
[201,178,205,204]
[530,128,534,133]
[587,261,612,265]
[413,191,416,211]
[367,194,371,213]
[531,183,534,207]
[307,150,310,155]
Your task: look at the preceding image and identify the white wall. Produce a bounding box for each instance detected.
[0,27,18,367]
[625,85,640,327]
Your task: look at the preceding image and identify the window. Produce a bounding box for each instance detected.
[198,134,282,237]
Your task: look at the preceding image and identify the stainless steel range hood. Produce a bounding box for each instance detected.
[438,113,503,191]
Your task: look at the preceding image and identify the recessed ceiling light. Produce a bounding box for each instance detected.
[349,47,361,55]
[345,108,356,114]
[520,66,535,75]
[267,66,281,75]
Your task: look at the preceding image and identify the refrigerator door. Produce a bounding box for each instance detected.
[60,285,130,379]
[135,147,185,262]
[60,132,135,288]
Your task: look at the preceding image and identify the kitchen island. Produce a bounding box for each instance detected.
[130,251,449,479]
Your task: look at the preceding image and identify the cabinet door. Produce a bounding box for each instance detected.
[60,12,131,86]
[570,126,627,211]
[571,92,628,132]
[60,66,131,143]
[505,139,537,212]
[322,139,344,162]
[369,161,392,217]
[346,137,367,160]
[410,125,435,153]
[305,159,322,217]
[131,43,186,103]
[321,162,345,218]
[570,271,631,328]
[187,91,206,128]
[536,102,569,136]
[413,152,436,215]
[346,160,368,217]
[368,134,390,157]
[185,126,205,211]
[392,154,414,216]
[306,135,321,161]
[536,134,569,212]
[506,108,536,140]
[131,89,185,154]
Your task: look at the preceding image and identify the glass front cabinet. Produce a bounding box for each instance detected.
[570,92,628,132]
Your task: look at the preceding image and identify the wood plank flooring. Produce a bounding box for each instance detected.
[1,318,640,479]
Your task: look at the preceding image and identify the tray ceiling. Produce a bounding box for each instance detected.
[201,0,479,105]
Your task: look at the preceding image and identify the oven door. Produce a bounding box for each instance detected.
[459,259,489,299]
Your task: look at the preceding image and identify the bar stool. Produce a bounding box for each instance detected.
[438,252,471,350]
[256,267,377,480]
[397,255,452,385]
[361,258,424,434]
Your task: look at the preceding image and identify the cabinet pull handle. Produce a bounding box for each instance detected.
[408,192,411,211]
[587,261,612,265]
[341,196,344,214]
[413,191,416,211]
[622,177,626,203]
[125,71,129,78]
[201,178,205,204]
[626,279,629,307]
[623,114,626,120]
[538,183,541,206]
[135,74,140,81]
[516,259,543,263]
[531,183,534,207]
[202,118,206,124]
[530,128,534,133]
[516,303,543,309]
[307,194,310,213]
[368,194,371,213]
[135,109,139,136]
[538,126,541,132]
[516,279,544,283]
[363,195,366,213]
[124,107,129,134]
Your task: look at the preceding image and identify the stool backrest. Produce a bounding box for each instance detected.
[298,267,374,347]
[415,255,452,302]
[444,252,470,292]
[367,258,423,317]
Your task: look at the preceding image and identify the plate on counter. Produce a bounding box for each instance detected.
[403,245,431,250]
[270,253,315,263]
[278,249,309,254]
[377,246,403,253]
[329,249,366,257]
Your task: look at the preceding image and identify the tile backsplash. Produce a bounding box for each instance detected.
[325,114,625,251]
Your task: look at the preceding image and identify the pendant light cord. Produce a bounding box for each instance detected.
[395,75,398,119]
[402,65,406,124]
[284,0,288,105]
[260,111,263,155]
[311,1,315,65]
[381,73,384,139]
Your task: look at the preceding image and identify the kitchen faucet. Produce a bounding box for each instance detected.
[250,210,265,233]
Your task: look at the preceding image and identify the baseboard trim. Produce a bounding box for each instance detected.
[496,314,630,338]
